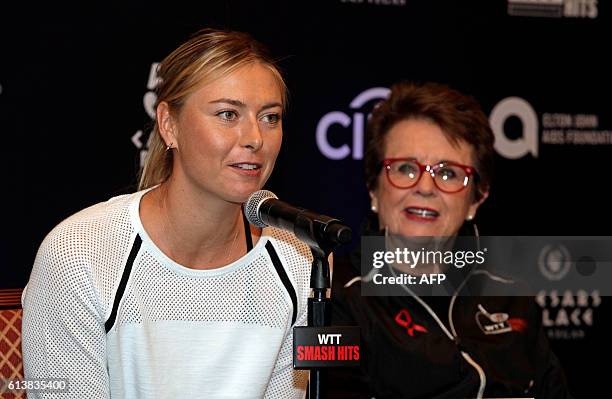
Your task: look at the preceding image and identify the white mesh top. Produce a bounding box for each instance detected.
[22,189,312,398]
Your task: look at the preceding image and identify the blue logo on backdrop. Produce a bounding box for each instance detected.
[316,87,390,160]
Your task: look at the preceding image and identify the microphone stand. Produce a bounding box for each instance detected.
[308,246,331,399]
[293,211,351,399]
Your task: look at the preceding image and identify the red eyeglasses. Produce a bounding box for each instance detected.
[382,158,478,193]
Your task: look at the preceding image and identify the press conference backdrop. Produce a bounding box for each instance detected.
[1,0,608,396]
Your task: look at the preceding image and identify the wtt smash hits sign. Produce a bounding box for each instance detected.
[293,326,360,369]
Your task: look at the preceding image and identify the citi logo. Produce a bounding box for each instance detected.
[316,87,390,160]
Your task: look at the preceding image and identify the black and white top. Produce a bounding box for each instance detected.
[22,189,312,398]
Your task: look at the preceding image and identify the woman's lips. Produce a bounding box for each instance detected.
[229,162,262,176]
[403,207,439,223]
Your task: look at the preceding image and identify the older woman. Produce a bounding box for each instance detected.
[327,82,572,398]
[22,29,310,398]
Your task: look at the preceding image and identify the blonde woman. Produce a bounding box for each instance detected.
[23,29,310,398]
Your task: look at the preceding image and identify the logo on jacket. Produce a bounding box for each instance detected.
[395,309,428,337]
[475,304,527,335]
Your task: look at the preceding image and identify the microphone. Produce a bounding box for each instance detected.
[244,190,352,248]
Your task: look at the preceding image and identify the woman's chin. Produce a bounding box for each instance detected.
[395,221,450,238]
[222,182,267,204]
[226,191,257,204]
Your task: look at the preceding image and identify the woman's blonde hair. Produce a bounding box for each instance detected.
[138,28,288,190]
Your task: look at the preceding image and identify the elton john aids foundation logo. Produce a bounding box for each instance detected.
[489,97,539,159]
[317,87,390,160]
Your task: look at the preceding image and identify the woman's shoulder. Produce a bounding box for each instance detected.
[34,191,143,283]
[261,227,314,294]
[43,191,138,246]
[29,191,144,315]
[263,226,313,264]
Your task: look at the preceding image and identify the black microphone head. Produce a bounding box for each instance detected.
[245,190,278,228]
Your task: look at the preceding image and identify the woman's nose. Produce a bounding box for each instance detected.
[240,118,263,151]
[414,169,436,196]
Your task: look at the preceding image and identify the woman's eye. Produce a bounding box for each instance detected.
[261,113,281,124]
[217,110,238,121]
[397,162,417,175]
[438,167,458,180]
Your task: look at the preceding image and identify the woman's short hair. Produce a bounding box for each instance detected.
[139,28,287,190]
[364,81,495,201]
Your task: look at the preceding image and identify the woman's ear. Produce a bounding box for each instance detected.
[466,190,489,221]
[157,101,178,149]
[369,190,379,213]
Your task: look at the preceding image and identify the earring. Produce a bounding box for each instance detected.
[371,205,377,213]
[165,142,173,151]
[466,214,474,221]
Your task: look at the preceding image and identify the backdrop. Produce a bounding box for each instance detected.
[1,0,608,396]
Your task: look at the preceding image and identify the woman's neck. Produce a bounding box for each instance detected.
[141,176,249,269]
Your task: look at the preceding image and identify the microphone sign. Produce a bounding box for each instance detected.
[293,326,360,369]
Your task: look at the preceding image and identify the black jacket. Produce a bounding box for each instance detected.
[324,226,572,399]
